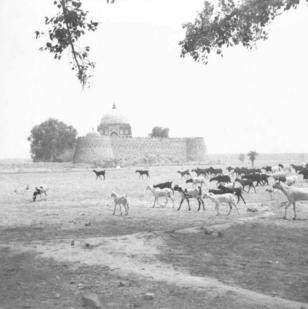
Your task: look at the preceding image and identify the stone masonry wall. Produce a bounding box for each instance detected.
[73,136,206,164]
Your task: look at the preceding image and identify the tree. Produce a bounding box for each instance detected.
[247,150,258,168]
[149,126,170,138]
[180,0,307,64]
[28,118,78,162]
[238,153,245,163]
[36,0,99,88]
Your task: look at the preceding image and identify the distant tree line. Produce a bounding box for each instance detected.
[149,126,170,138]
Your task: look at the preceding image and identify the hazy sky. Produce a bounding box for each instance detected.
[0,0,308,158]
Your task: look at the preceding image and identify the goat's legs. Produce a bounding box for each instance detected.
[112,204,117,215]
[238,194,246,205]
[153,197,157,208]
[283,201,291,219]
[177,198,185,211]
[215,202,220,216]
[200,199,205,211]
[292,202,297,220]
[197,199,201,211]
[227,203,233,216]
[232,202,240,214]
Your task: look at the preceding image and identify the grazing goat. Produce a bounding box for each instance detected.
[177,170,190,178]
[186,176,206,187]
[242,174,263,187]
[210,175,231,184]
[191,168,209,177]
[153,181,174,193]
[111,192,129,216]
[174,185,204,211]
[93,169,106,180]
[136,169,150,179]
[235,178,256,193]
[146,185,174,208]
[299,169,308,180]
[32,185,48,202]
[203,192,239,216]
[217,184,246,205]
[272,182,308,220]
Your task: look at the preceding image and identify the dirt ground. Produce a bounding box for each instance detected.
[0,164,307,309]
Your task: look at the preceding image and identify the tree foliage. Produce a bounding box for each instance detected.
[36,0,99,88]
[28,118,78,162]
[149,126,170,138]
[180,0,306,64]
[247,150,258,168]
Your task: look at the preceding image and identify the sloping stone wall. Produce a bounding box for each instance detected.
[73,136,206,164]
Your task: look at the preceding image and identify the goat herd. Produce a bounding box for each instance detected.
[27,164,308,220]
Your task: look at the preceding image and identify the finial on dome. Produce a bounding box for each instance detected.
[112,103,116,110]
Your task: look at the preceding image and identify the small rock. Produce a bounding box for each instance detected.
[55,293,60,299]
[85,222,91,227]
[71,240,75,246]
[247,207,258,212]
[81,293,101,308]
[84,243,92,249]
[118,281,125,287]
[126,304,138,308]
[143,293,154,300]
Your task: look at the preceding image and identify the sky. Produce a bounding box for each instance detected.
[0,0,308,158]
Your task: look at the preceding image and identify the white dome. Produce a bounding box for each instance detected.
[100,105,129,125]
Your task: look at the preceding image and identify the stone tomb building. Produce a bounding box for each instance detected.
[73,105,207,165]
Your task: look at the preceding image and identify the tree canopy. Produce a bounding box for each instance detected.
[149,126,170,138]
[28,118,78,162]
[247,150,258,168]
[36,0,99,88]
[180,0,307,64]
[36,0,306,86]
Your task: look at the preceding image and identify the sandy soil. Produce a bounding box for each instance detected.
[0,165,307,308]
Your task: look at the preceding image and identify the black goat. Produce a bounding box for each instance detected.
[191,168,209,177]
[93,169,106,180]
[235,178,256,193]
[177,170,190,178]
[217,184,246,205]
[242,174,263,186]
[210,175,231,184]
[153,181,173,193]
[174,185,204,211]
[136,169,150,179]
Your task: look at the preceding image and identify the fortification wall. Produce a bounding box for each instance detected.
[73,136,114,163]
[110,138,187,162]
[186,137,207,161]
[73,136,207,164]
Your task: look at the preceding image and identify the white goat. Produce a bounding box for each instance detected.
[146,185,174,208]
[273,182,308,220]
[285,176,297,186]
[203,192,239,216]
[111,192,129,216]
[272,165,282,173]
[186,176,206,187]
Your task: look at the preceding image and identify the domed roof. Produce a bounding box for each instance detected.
[86,129,100,137]
[100,104,129,125]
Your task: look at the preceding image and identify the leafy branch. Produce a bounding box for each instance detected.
[179,0,306,64]
[36,0,99,88]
